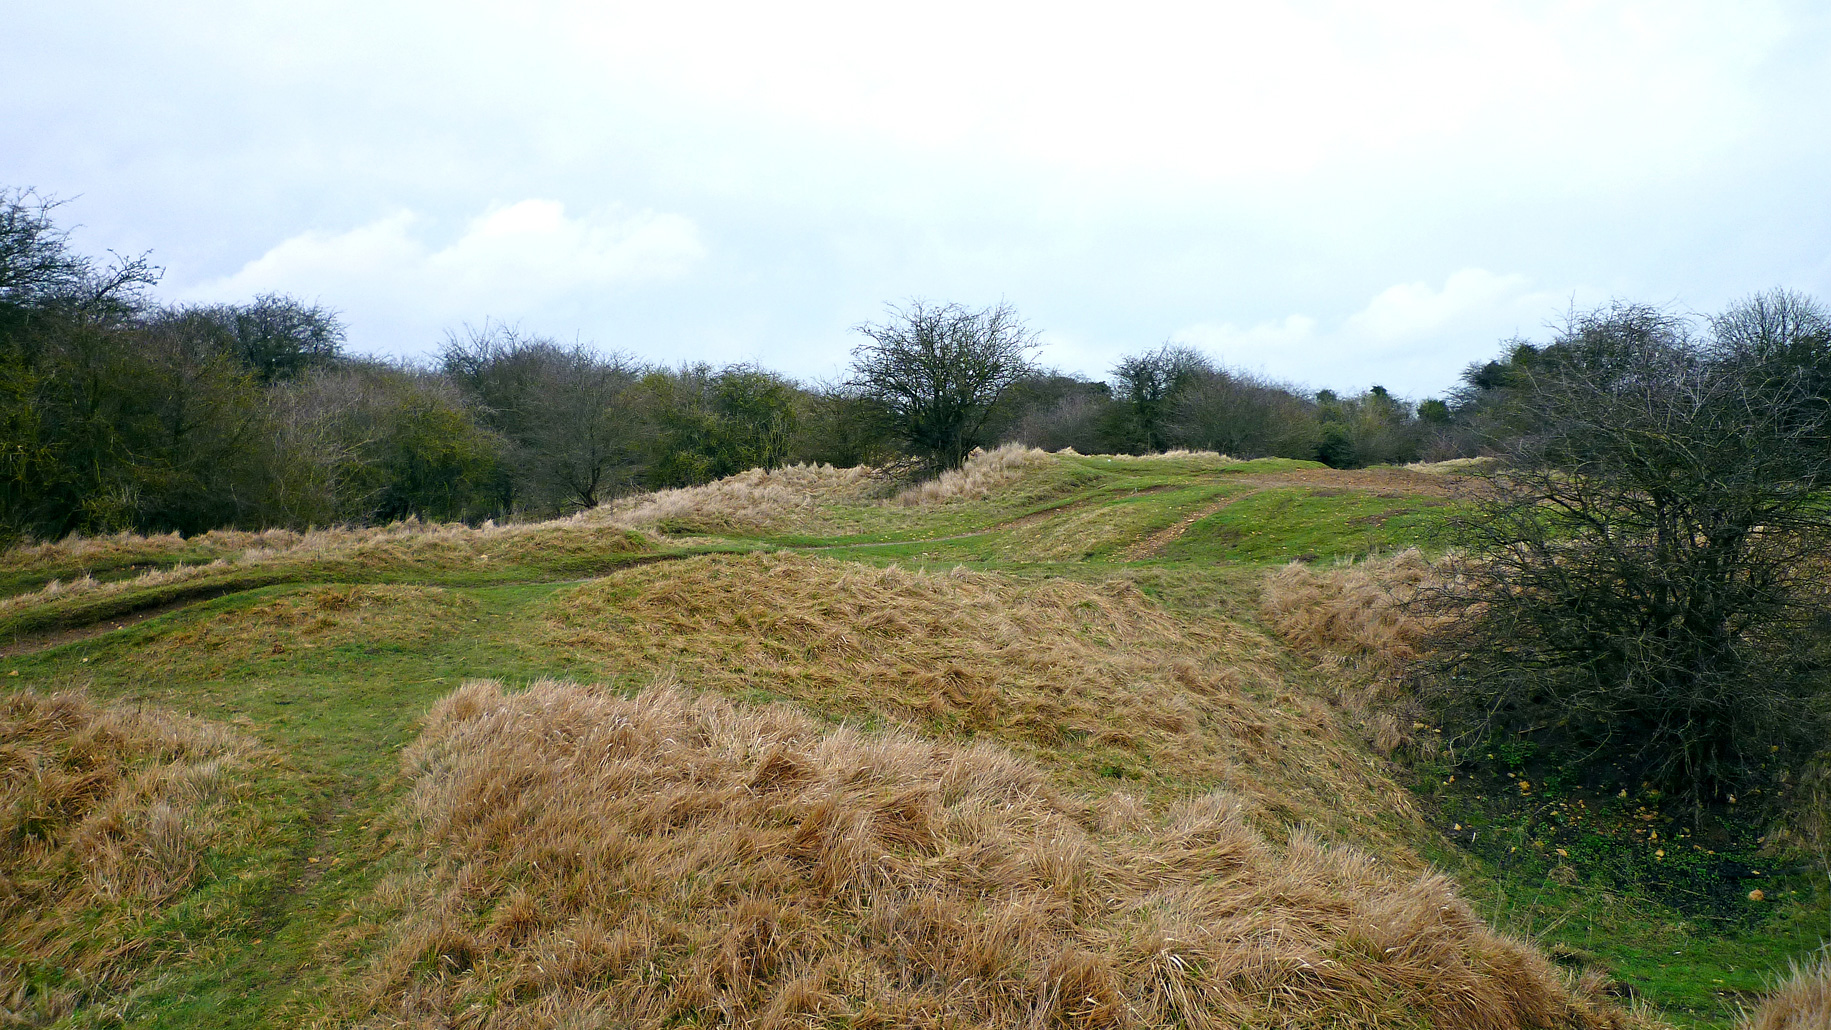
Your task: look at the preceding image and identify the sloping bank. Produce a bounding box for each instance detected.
[324,680,1643,1029]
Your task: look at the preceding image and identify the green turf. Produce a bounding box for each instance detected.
[1,453,1823,1028]
[1159,486,1459,564]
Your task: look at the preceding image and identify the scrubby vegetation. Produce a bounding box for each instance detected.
[4,187,1829,1028]
[1,448,1821,1028]
[1421,301,1831,801]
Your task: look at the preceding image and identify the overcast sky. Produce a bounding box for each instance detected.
[7,1,1830,397]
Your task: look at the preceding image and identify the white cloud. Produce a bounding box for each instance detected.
[11,3,1826,387]
[1170,315,1319,374]
[557,0,1791,186]
[1344,269,1534,341]
[188,200,704,350]
[1171,271,1577,394]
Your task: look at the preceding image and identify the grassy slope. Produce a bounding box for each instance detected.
[0,451,1821,1028]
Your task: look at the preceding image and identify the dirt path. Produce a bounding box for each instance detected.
[1116,488,1263,562]
[0,599,200,660]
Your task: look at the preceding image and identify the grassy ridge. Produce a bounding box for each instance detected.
[0,450,1822,1028]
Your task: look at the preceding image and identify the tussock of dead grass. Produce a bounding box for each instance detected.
[1085,451,1250,472]
[2,517,646,583]
[1121,449,1231,460]
[1259,551,1444,754]
[0,562,219,617]
[895,443,1055,506]
[599,464,889,535]
[1743,958,1831,1030]
[1,527,301,577]
[1260,551,1438,672]
[1403,457,1494,475]
[546,552,1421,845]
[595,446,1077,536]
[339,679,1631,1030]
[1,690,265,1024]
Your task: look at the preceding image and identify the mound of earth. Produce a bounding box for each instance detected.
[336,680,1633,1030]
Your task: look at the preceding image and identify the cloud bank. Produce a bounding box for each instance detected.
[190,200,704,350]
[1173,269,1573,395]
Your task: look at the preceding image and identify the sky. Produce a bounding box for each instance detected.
[6,1,1830,398]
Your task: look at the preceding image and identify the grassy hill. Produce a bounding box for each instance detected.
[1,447,1824,1028]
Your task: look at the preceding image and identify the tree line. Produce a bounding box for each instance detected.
[2,189,1480,543]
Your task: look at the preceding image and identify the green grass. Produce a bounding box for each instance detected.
[2,451,1824,1028]
[1160,486,1459,564]
[1422,815,1828,1027]
[3,580,611,1027]
[1395,738,1831,1030]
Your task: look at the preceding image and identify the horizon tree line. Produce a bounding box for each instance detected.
[0,184,1757,542]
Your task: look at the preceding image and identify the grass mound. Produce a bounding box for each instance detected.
[138,584,481,676]
[1,518,649,597]
[1,690,268,1024]
[546,552,1425,844]
[1160,488,1455,565]
[894,443,1056,505]
[0,528,306,591]
[600,463,890,535]
[595,446,1072,538]
[0,520,649,637]
[338,679,1628,1030]
[1743,958,1831,1030]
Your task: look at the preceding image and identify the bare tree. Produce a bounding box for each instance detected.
[441,324,642,513]
[1169,367,1321,459]
[0,187,159,321]
[848,300,1041,470]
[1423,299,1831,800]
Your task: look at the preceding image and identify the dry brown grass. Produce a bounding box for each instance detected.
[1,690,266,1024]
[1,527,300,577]
[2,516,647,581]
[334,678,1633,1030]
[1259,551,1445,754]
[1742,957,1831,1030]
[598,464,890,535]
[591,446,1069,536]
[895,444,1055,506]
[1259,551,1439,672]
[1402,458,1494,475]
[544,552,1425,847]
[0,562,223,619]
[0,519,647,616]
[1109,449,1233,460]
